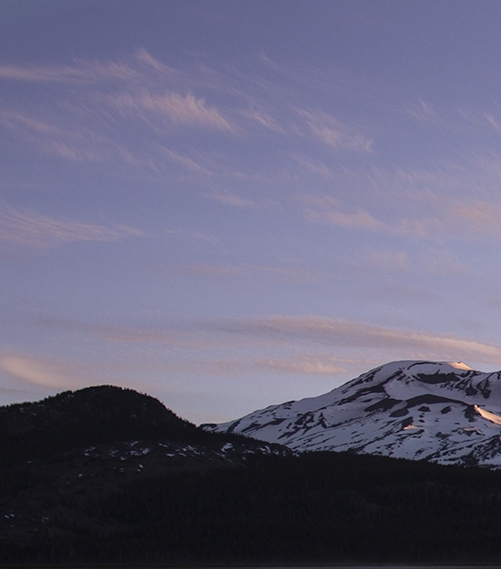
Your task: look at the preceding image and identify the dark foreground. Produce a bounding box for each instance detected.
[2,386,501,565]
[0,566,496,569]
[3,452,501,565]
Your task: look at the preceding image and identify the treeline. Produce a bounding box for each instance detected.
[5,451,501,564]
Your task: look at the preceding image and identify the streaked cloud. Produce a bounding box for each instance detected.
[243,108,284,132]
[0,110,67,137]
[368,251,412,273]
[418,248,468,275]
[299,194,425,237]
[5,38,501,422]
[176,263,318,282]
[0,109,141,166]
[0,48,178,85]
[0,60,141,84]
[451,201,501,238]
[169,353,352,378]
[406,100,438,122]
[293,155,337,179]
[162,148,215,175]
[205,191,257,208]
[300,196,385,231]
[312,208,384,231]
[0,353,90,389]
[363,282,443,305]
[299,189,501,243]
[36,310,501,367]
[368,248,467,275]
[35,316,232,351]
[101,90,234,131]
[296,108,373,152]
[0,207,144,247]
[255,354,349,375]
[0,351,156,395]
[205,316,501,364]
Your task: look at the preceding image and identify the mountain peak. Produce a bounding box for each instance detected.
[206,359,501,468]
[358,359,477,379]
[448,361,474,370]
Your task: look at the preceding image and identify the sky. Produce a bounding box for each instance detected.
[4,0,501,424]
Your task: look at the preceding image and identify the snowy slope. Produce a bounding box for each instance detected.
[204,360,501,468]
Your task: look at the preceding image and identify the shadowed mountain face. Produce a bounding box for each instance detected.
[204,360,501,468]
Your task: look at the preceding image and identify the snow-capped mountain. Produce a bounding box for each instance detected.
[204,360,501,468]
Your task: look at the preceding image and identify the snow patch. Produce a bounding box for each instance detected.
[403,424,422,431]
[449,361,474,371]
[474,405,501,426]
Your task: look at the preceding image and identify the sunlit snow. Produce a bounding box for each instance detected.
[474,405,501,426]
[207,360,501,468]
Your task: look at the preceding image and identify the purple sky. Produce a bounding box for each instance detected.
[3,0,501,423]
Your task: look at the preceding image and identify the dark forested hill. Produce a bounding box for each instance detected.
[88,451,501,565]
[0,385,198,463]
[3,386,501,565]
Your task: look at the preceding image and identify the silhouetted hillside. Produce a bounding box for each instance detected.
[0,385,215,463]
[3,386,501,565]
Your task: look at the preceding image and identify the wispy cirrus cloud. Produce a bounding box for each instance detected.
[242,107,284,132]
[0,109,142,166]
[300,195,385,231]
[296,108,373,152]
[0,48,181,85]
[204,191,257,208]
[363,282,444,305]
[0,50,237,174]
[451,201,501,238]
[28,312,501,390]
[35,315,229,350]
[0,353,91,389]
[175,263,318,283]
[164,353,353,378]
[0,110,66,137]
[299,190,501,243]
[368,250,413,273]
[292,155,337,179]
[0,206,144,247]
[308,207,384,231]
[255,354,349,375]
[204,315,501,365]
[301,194,435,237]
[0,61,137,84]
[0,351,155,394]
[161,148,215,175]
[100,90,234,131]
[406,100,438,122]
[37,311,501,366]
[367,248,467,275]
[0,57,144,85]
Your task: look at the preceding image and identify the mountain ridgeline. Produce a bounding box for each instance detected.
[0,384,290,466]
[4,366,501,563]
[205,360,501,468]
